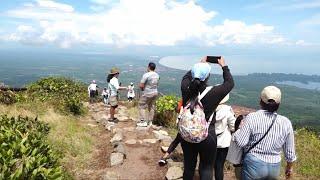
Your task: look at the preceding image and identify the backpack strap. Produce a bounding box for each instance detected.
[198,86,213,101]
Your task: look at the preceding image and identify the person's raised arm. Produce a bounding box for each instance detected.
[203,56,234,109]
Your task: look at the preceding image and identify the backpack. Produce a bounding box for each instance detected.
[178,86,214,143]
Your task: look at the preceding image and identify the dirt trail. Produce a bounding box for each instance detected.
[73,102,246,180]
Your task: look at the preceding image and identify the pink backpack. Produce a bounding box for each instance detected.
[178,86,214,143]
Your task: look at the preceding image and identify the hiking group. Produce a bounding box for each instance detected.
[88,56,296,180]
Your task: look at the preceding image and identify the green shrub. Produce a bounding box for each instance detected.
[0,115,63,179]
[0,91,17,105]
[27,77,87,115]
[154,95,179,127]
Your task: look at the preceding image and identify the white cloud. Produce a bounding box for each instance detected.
[246,0,320,11]
[90,0,116,5]
[4,0,290,48]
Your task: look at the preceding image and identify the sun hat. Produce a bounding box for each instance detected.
[110,67,120,74]
[261,86,281,104]
[130,82,134,85]
[191,63,211,81]
[92,80,96,83]
[219,94,230,104]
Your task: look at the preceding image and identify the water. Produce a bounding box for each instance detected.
[276,81,320,90]
[159,55,320,75]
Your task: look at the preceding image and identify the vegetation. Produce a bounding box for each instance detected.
[154,95,179,127]
[293,129,320,178]
[27,77,88,115]
[0,115,63,179]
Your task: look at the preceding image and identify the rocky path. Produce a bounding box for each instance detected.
[77,102,249,180]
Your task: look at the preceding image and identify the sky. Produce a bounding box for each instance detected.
[0,0,319,57]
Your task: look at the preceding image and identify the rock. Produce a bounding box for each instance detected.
[161,139,172,147]
[114,143,126,158]
[123,127,135,132]
[111,127,122,134]
[159,130,169,136]
[151,124,162,130]
[167,161,184,168]
[110,153,124,166]
[161,146,169,152]
[125,139,137,145]
[105,124,114,131]
[142,139,159,144]
[118,116,130,122]
[153,130,172,140]
[166,166,183,180]
[136,126,150,131]
[110,132,123,144]
[87,124,98,127]
[103,171,119,180]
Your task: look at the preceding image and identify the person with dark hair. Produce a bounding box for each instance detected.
[137,62,160,127]
[107,67,127,122]
[180,56,234,180]
[234,86,297,180]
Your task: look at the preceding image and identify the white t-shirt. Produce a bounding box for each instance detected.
[109,77,119,97]
[88,83,97,91]
[127,85,135,98]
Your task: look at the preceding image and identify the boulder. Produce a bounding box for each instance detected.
[103,171,119,180]
[110,153,124,166]
[166,166,183,180]
[142,139,159,144]
[161,146,169,152]
[151,124,162,130]
[153,130,172,140]
[113,143,126,158]
[125,139,137,145]
[110,132,123,144]
[161,139,172,147]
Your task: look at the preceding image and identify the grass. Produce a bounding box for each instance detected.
[0,102,95,178]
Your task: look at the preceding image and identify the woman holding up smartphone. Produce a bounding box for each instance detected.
[180,56,234,180]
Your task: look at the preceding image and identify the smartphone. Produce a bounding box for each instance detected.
[207,56,221,64]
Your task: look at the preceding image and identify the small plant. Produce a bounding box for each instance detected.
[0,115,63,179]
[154,95,179,127]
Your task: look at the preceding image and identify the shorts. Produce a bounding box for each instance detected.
[109,96,118,107]
[90,90,96,98]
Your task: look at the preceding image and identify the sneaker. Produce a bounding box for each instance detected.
[158,158,167,166]
[137,120,148,127]
[108,118,119,123]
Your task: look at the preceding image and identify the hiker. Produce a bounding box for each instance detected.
[180,56,234,180]
[88,80,98,103]
[214,93,236,180]
[107,67,128,122]
[101,87,109,104]
[137,62,160,127]
[127,82,135,102]
[226,115,245,180]
[233,86,297,180]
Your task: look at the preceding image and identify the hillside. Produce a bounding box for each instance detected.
[1,77,320,179]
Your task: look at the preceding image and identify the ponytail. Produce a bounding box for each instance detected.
[107,74,114,83]
[188,78,201,114]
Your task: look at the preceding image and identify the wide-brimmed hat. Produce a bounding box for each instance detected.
[110,67,120,74]
[261,86,281,104]
[191,63,211,81]
[219,94,230,104]
[92,80,96,83]
[130,82,134,85]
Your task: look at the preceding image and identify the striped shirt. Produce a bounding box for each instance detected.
[234,110,297,163]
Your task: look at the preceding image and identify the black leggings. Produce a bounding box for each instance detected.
[181,128,217,180]
[214,147,229,180]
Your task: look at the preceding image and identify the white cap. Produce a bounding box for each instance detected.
[261,86,281,104]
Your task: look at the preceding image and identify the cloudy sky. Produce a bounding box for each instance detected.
[0,0,319,56]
